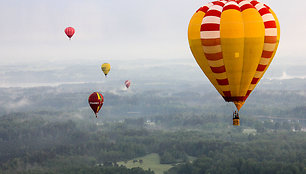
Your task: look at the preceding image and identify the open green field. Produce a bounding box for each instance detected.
[118,153,173,174]
[243,128,257,135]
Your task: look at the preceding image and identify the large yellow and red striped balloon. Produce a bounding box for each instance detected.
[188,0,280,111]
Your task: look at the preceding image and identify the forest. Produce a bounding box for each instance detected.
[0,78,305,174]
[0,110,305,173]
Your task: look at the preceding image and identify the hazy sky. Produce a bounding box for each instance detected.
[0,0,305,65]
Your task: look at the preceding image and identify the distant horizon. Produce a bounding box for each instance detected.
[0,59,305,88]
[0,55,305,65]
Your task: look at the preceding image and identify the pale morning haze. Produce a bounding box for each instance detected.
[0,1,306,173]
[0,0,304,65]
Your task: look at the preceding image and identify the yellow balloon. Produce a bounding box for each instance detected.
[101,63,111,76]
[188,0,280,111]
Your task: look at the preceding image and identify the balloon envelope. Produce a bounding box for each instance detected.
[88,92,104,117]
[188,0,280,111]
[125,80,131,88]
[65,27,75,39]
[101,63,111,76]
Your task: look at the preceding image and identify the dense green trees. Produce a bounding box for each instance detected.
[166,158,305,174]
[2,166,154,174]
[0,112,305,174]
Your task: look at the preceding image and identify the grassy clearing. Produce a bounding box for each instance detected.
[118,153,173,174]
[243,128,257,135]
[187,155,197,162]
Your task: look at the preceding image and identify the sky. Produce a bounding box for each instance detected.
[0,0,305,65]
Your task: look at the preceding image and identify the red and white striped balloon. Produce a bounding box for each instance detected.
[125,80,131,88]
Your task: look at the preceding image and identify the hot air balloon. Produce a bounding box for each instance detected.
[101,63,111,77]
[188,0,280,124]
[125,80,131,88]
[88,92,104,118]
[65,27,75,39]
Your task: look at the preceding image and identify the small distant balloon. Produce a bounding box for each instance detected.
[125,80,131,88]
[101,63,111,77]
[88,92,104,118]
[65,27,75,39]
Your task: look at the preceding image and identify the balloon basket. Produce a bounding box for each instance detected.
[233,118,240,126]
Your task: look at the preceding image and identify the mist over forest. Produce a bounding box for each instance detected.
[0,59,305,174]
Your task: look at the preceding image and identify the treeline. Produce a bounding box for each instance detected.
[0,112,305,173]
[165,133,306,174]
[166,133,306,174]
[149,113,304,132]
[3,166,153,174]
[166,157,305,174]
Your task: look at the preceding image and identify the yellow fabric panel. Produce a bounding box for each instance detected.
[219,85,230,92]
[96,92,101,100]
[220,10,244,96]
[188,11,224,96]
[220,10,244,38]
[96,92,101,112]
[188,11,204,40]
[239,8,265,96]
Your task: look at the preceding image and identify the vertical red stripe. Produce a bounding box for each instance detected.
[240,4,254,11]
[201,23,220,31]
[261,51,273,58]
[197,6,210,13]
[264,21,276,28]
[264,36,277,43]
[256,64,267,71]
[205,52,223,61]
[216,79,229,85]
[223,4,240,12]
[201,38,221,46]
[246,90,252,97]
[251,78,259,84]
[258,8,270,16]
[223,91,231,97]
[211,66,226,73]
[205,10,222,17]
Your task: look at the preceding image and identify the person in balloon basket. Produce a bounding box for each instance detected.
[233,111,239,119]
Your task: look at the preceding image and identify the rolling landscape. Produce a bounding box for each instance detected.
[0,59,305,174]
